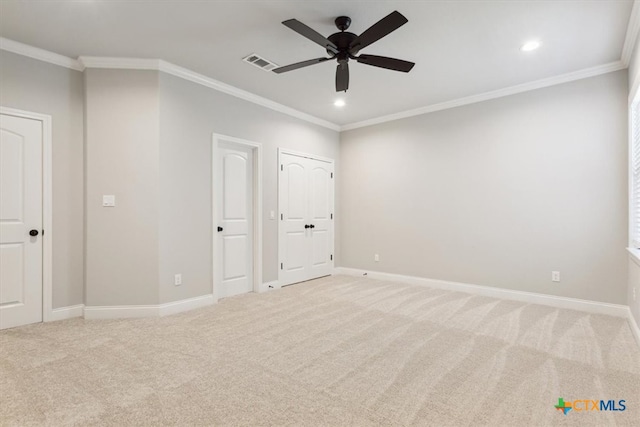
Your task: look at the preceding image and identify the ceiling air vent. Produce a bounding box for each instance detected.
[243,53,278,72]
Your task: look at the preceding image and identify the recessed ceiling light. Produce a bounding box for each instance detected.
[521,40,541,52]
[334,99,346,107]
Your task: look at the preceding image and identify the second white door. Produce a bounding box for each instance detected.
[216,143,253,298]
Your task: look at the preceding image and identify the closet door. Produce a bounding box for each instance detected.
[307,160,333,279]
[279,151,334,287]
[279,153,310,285]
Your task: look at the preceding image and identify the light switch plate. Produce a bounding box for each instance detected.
[102,195,115,207]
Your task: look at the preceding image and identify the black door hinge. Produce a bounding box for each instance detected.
[281,263,283,270]
[281,164,283,171]
[281,213,283,220]
[331,172,333,178]
[330,254,333,261]
[330,213,333,219]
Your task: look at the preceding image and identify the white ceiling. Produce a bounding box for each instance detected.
[0,0,634,127]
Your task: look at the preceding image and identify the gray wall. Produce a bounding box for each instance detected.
[83,68,339,306]
[158,73,340,303]
[628,29,640,326]
[339,70,629,304]
[1,48,633,312]
[84,69,160,306]
[0,51,84,309]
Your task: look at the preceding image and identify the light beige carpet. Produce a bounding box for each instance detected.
[1,275,639,426]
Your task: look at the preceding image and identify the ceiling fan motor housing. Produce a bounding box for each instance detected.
[327,32,358,57]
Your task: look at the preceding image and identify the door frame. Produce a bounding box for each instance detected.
[277,148,335,287]
[212,134,262,301]
[0,106,53,322]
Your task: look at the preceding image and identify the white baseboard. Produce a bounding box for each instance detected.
[49,304,84,322]
[158,294,214,316]
[83,304,159,320]
[334,267,630,318]
[84,294,215,320]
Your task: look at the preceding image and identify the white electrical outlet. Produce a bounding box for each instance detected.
[174,274,182,286]
[552,271,560,282]
[374,254,379,262]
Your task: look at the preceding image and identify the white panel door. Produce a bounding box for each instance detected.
[217,144,253,298]
[0,114,43,330]
[279,152,334,287]
[308,161,334,278]
[279,154,310,285]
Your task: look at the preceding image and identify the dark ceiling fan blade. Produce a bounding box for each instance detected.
[336,63,349,92]
[282,19,339,54]
[273,57,332,74]
[356,54,415,72]
[349,11,408,54]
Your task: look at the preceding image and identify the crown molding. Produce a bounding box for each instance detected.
[340,60,626,131]
[0,37,84,71]
[156,60,340,131]
[622,0,640,67]
[78,56,161,70]
[1,36,629,134]
[0,39,339,131]
[77,56,340,131]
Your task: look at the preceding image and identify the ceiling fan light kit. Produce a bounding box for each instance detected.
[273,11,415,92]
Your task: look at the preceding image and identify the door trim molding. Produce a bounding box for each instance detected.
[277,148,335,287]
[212,134,263,301]
[0,107,53,323]
[278,148,334,164]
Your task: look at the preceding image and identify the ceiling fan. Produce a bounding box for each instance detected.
[273,11,415,92]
